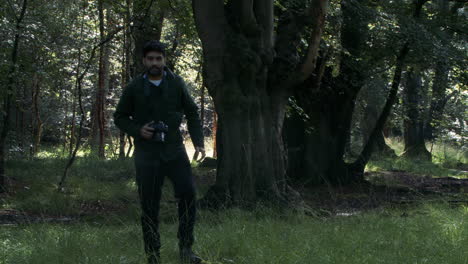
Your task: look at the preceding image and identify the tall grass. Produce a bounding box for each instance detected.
[1,204,467,264]
[1,144,467,263]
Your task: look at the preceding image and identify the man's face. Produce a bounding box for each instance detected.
[143,51,165,77]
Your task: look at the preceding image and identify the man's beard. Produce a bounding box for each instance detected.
[147,66,163,77]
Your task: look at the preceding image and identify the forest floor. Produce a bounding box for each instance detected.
[0,145,467,263]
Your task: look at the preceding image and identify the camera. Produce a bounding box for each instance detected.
[150,121,168,143]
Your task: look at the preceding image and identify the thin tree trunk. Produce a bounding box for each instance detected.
[69,89,77,157]
[20,98,25,150]
[350,44,410,176]
[119,1,131,159]
[32,74,43,156]
[60,4,118,188]
[360,83,396,157]
[212,112,217,158]
[425,60,449,140]
[200,84,205,130]
[0,0,28,192]
[424,1,458,141]
[19,84,26,151]
[91,0,109,158]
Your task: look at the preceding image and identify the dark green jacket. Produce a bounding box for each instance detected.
[113,71,204,160]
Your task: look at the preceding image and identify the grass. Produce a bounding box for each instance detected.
[366,157,467,178]
[1,205,467,264]
[366,138,468,179]
[1,141,467,264]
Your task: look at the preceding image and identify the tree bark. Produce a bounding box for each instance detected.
[285,0,428,184]
[0,0,28,192]
[424,1,459,141]
[212,112,217,158]
[350,44,410,176]
[119,0,131,159]
[360,83,396,158]
[59,4,117,188]
[91,0,109,158]
[31,74,43,156]
[200,84,205,131]
[193,0,328,207]
[402,68,431,160]
[69,89,77,157]
[286,0,369,185]
[425,60,449,140]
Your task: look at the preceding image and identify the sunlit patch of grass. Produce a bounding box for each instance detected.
[385,137,467,168]
[429,142,468,166]
[366,156,467,178]
[367,137,468,178]
[35,145,92,159]
[385,137,405,156]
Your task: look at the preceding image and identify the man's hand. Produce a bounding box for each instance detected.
[193,146,206,162]
[140,121,155,140]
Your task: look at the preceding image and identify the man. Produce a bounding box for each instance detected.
[114,40,204,264]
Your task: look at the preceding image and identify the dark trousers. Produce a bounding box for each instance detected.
[134,149,197,257]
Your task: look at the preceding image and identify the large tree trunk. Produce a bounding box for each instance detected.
[298,79,361,185]
[193,0,328,207]
[286,0,426,184]
[402,68,431,160]
[207,89,289,205]
[286,0,369,185]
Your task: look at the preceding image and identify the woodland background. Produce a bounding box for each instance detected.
[0,0,467,263]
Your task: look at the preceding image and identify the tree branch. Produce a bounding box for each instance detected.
[271,0,329,92]
[299,0,329,83]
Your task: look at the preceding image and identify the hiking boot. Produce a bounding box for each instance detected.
[179,246,202,264]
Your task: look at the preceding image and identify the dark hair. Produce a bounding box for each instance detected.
[143,40,166,57]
